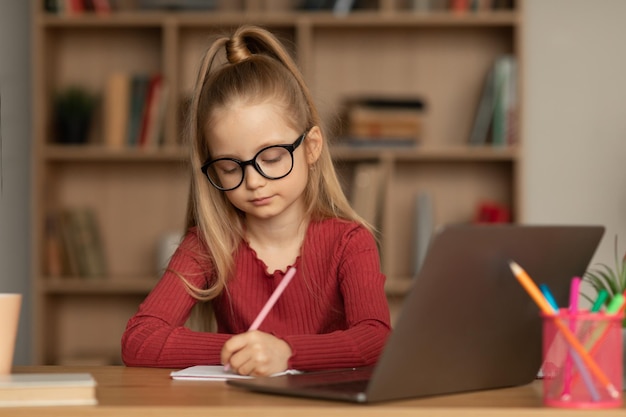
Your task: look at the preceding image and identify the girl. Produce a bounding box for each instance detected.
[121,25,391,377]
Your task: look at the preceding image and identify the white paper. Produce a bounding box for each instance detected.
[170,365,300,381]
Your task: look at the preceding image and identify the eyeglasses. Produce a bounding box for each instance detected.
[201,130,308,191]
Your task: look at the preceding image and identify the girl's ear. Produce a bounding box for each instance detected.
[304,126,323,165]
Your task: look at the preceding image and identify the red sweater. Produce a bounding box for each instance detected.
[121,218,391,370]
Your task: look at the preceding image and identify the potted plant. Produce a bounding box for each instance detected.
[582,234,626,385]
[53,86,97,144]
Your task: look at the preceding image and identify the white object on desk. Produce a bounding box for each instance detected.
[170,365,300,381]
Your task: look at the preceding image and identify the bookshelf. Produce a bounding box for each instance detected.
[31,0,523,365]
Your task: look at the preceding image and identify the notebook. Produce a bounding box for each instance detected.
[227,224,605,403]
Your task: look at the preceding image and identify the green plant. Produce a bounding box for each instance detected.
[583,235,626,325]
[55,86,96,115]
[54,86,97,144]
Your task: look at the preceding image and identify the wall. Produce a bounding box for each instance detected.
[0,0,32,365]
[523,0,626,277]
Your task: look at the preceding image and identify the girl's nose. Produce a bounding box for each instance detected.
[243,164,266,189]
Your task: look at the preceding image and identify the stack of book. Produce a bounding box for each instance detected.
[0,373,97,407]
[45,207,107,279]
[341,97,425,148]
[103,72,169,150]
[413,0,514,12]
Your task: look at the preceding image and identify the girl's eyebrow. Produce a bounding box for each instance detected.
[211,137,292,160]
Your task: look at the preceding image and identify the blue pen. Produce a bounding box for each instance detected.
[540,284,560,311]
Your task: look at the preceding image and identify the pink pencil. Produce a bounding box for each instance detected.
[248,267,297,331]
[224,267,296,372]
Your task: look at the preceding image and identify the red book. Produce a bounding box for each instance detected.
[138,74,163,148]
[92,0,112,14]
[450,0,470,12]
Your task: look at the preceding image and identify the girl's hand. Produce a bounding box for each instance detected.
[221,330,292,376]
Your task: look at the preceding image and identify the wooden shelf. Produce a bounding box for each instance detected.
[38,10,518,28]
[32,0,523,364]
[43,145,187,162]
[331,144,519,162]
[40,277,157,295]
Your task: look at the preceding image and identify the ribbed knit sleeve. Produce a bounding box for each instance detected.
[121,229,230,367]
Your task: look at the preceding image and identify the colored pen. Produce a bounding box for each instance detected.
[584,293,626,348]
[585,292,626,353]
[540,284,559,311]
[508,261,618,400]
[591,289,609,313]
[569,291,626,389]
[224,267,297,372]
[540,281,598,401]
[562,277,581,400]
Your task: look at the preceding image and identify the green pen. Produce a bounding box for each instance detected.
[583,293,624,351]
[606,293,625,314]
[591,289,609,313]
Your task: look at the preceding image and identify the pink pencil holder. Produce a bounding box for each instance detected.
[541,310,623,409]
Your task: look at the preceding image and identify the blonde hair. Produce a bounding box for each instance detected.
[183,25,368,302]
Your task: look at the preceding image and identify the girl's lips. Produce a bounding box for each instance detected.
[251,196,273,206]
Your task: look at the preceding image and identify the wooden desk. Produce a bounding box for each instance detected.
[3,366,624,416]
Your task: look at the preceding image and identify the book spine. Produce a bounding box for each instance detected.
[492,55,514,147]
[126,74,150,147]
[45,212,64,278]
[413,192,434,277]
[103,72,130,149]
[58,209,80,277]
[350,163,385,228]
[141,74,166,148]
[468,65,495,146]
[72,208,107,278]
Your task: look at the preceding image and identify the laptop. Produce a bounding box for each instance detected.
[228,224,605,403]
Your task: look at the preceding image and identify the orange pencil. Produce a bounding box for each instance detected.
[508,261,620,400]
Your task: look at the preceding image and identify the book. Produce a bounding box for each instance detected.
[345,97,425,144]
[92,0,112,14]
[470,55,517,147]
[126,74,151,146]
[73,207,107,278]
[450,0,469,12]
[58,209,81,277]
[333,0,356,15]
[468,64,496,146]
[350,163,385,228]
[0,373,97,407]
[137,74,161,147]
[103,72,131,149]
[412,192,434,277]
[505,56,518,145]
[141,74,168,148]
[170,366,300,381]
[58,207,107,278]
[491,55,516,147]
[45,212,64,278]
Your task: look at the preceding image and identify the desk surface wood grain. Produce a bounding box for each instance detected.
[2,366,624,417]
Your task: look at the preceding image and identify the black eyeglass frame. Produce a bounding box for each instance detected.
[200,130,309,191]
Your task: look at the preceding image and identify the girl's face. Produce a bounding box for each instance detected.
[206,100,319,224]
